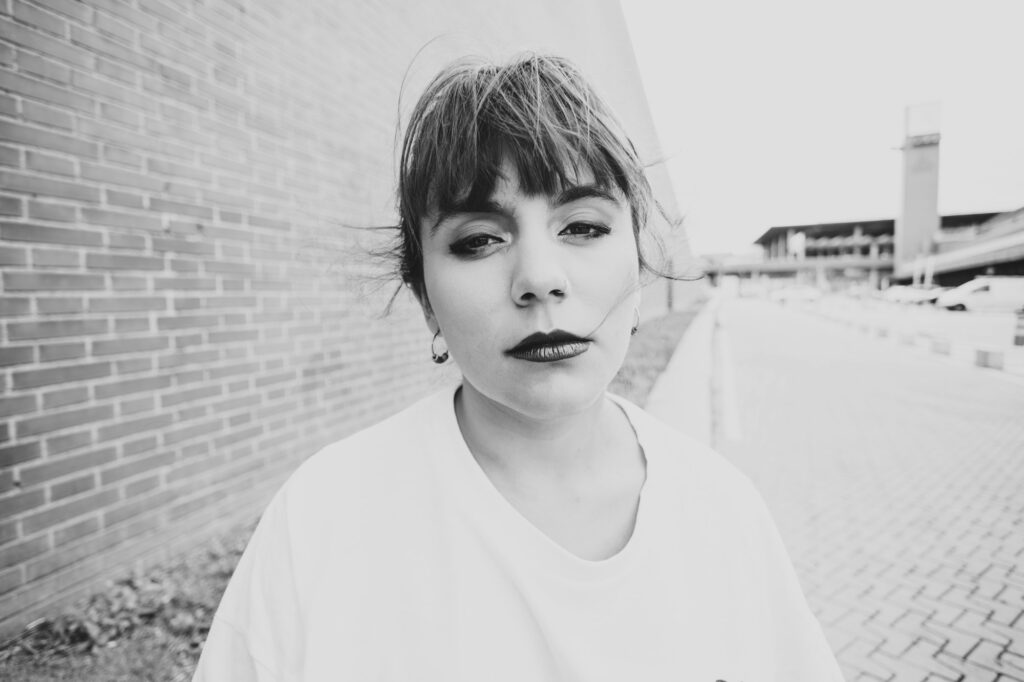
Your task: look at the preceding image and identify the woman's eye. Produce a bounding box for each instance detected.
[561,222,611,239]
[449,234,502,256]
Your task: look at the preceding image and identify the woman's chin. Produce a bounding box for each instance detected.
[462,372,613,423]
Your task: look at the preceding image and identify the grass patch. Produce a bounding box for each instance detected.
[0,306,701,681]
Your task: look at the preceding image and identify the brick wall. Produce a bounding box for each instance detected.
[0,0,681,636]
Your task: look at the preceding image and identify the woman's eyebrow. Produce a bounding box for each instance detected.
[431,198,508,233]
[554,184,618,206]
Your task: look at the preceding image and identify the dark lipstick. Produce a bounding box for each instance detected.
[506,330,591,363]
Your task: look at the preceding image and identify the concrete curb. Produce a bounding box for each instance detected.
[644,295,720,446]
[806,305,1024,377]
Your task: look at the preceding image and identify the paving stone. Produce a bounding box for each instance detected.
[710,300,1024,682]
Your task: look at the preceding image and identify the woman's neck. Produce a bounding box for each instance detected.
[454,382,639,489]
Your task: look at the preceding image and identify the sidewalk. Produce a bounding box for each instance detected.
[647,295,1024,682]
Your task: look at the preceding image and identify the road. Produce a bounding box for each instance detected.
[713,298,1024,682]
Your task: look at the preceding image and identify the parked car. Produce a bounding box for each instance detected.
[882,285,947,304]
[769,285,822,303]
[936,276,1024,312]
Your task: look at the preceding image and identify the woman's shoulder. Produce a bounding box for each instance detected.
[280,385,457,507]
[610,393,761,500]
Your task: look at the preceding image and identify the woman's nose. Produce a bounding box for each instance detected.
[510,240,570,305]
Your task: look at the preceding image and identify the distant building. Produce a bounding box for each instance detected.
[704,102,1023,292]
[702,211,1005,291]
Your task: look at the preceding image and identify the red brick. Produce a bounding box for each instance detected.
[156,313,219,330]
[50,474,95,502]
[13,362,110,391]
[35,298,83,315]
[7,318,107,341]
[149,198,213,219]
[0,441,42,467]
[27,201,76,222]
[101,451,174,485]
[104,489,173,527]
[0,298,31,317]
[0,348,34,369]
[0,536,49,571]
[16,404,114,438]
[0,521,18,546]
[79,161,164,192]
[92,337,168,358]
[0,121,98,159]
[0,71,91,114]
[25,150,76,177]
[0,196,22,216]
[160,384,222,408]
[157,348,218,369]
[111,276,148,292]
[113,320,149,337]
[16,50,71,85]
[0,245,27,266]
[93,10,133,43]
[21,447,115,487]
[95,57,136,86]
[88,297,166,314]
[89,0,157,31]
[68,24,148,69]
[96,413,173,442]
[32,247,80,268]
[21,100,75,130]
[0,171,100,203]
[1,222,103,248]
[0,144,19,167]
[101,145,142,167]
[4,272,104,292]
[94,375,171,400]
[152,237,215,256]
[122,435,157,457]
[12,1,68,36]
[53,517,100,547]
[153,277,216,291]
[105,189,145,210]
[124,474,160,498]
[0,472,14,495]
[162,418,222,447]
[0,490,46,518]
[39,341,86,361]
[43,386,90,410]
[0,17,91,68]
[45,430,93,456]
[86,253,164,270]
[32,0,92,22]
[22,489,120,534]
[0,391,37,417]
[0,424,8,443]
[107,232,147,250]
[120,395,154,416]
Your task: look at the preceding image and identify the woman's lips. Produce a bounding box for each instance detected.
[505,330,591,363]
[507,340,590,363]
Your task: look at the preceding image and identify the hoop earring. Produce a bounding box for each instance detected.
[431,330,449,364]
[630,308,640,336]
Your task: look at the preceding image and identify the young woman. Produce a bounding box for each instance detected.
[194,54,844,681]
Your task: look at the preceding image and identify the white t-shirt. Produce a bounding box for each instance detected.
[194,385,843,682]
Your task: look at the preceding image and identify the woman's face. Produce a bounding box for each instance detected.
[418,163,641,421]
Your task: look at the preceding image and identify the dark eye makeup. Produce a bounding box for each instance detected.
[447,221,612,257]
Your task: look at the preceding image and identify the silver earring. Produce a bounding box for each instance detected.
[431,330,449,364]
[630,308,640,336]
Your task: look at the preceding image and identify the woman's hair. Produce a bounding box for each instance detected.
[395,53,668,302]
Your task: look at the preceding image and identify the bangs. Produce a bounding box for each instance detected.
[400,54,647,230]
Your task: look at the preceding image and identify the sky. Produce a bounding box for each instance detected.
[621,0,1024,255]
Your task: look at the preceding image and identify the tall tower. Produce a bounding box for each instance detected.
[895,103,941,277]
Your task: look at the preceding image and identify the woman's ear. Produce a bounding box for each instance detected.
[411,283,439,335]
